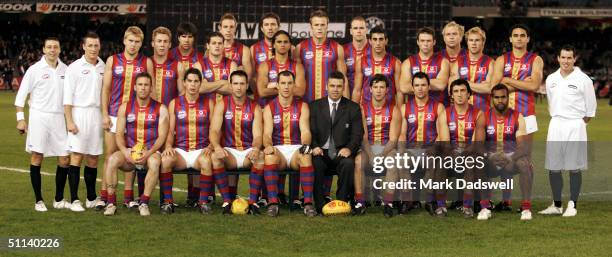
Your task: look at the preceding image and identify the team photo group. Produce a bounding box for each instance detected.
[14,9,596,221]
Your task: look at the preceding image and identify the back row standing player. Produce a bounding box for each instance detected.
[343,16,370,98]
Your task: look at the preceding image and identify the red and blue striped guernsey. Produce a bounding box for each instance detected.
[173,95,211,151]
[360,51,399,104]
[168,47,203,69]
[457,52,493,112]
[224,41,245,66]
[125,100,161,149]
[408,53,447,106]
[446,104,479,144]
[502,51,538,116]
[343,42,370,96]
[299,38,339,102]
[440,48,467,63]
[363,101,394,145]
[200,56,232,101]
[269,98,302,145]
[153,58,179,106]
[108,53,147,116]
[252,39,273,68]
[404,98,439,146]
[259,58,298,107]
[221,96,256,150]
[485,108,519,153]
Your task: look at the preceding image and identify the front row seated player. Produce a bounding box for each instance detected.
[103,73,169,216]
[476,84,533,221]
[159,68,215,214]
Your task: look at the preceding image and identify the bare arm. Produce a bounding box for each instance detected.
[164,100,176,150]
[150,105,169,153]
[299,104,312,145]
[336,46,350,97]
[393,59,403,105]
[352,60,363,103]
[430,58,450,92]
[241,46,254,87]
[383,106,401,156]
[469,61,494,94]
[398,104,407,153]
[115,103,128,152]
[262,105,274,148]
[399,59,413,95]
[256,62,278,98]
[252,105,263,149]
[209,99,225,150]
[501,56,544,92]
[294,63,306,97]
[436,103,450,141]
[101,56,114,119]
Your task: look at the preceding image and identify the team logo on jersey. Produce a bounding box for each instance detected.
[382,116,390,122]
[146,113,156,121]
[304,51,313,60]
[204,69,213,79]
[366,117,373,125]
[504,63,511,72]
[127,113,136,123]
[448,122,457,131]
[486,125,495,134]
[221,69,229,77]
[197,110,207,118]
[269,70,278,80]
[82,70,90,75]
[242,113,251,121]
[257,53,267,62]
[520,64,529,71]
[382,67,391,74]
[273,114,281,124]
[477,67,487,75]
[164,70,174,78]
[323,51,333,57]
[224,111,233,120]
[504,126,513,134]
[177,110,186,120]
[345,57,354,66]
[364,67,373,76]
[459,67,468,76]
[291,113,299,121]
[41,74,50,79]
[425,113,434,121]
[407,114,416,123]
[465,122,474,129]
[427,66,438,74]
[135,67,145,73]
[114,66,124,74]
[411,67,420,74]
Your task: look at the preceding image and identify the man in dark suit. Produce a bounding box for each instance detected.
[309,71,364,213]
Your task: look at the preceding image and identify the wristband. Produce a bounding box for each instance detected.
[16,112,25,121]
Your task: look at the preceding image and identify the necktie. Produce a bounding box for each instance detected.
[328,102,337,158]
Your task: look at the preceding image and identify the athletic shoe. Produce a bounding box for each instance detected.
[303,204,317,217]
[494,201,512,212]
[185,198,199,208]
[562,201,577,217]
[125,201,139,210]
[538,203,563,215]
[199,203,212,215]
[94,200,106,211]
[160,203,174,214]
[477,208,492,220]
[278,193,288,205]
[138,203,150,216]
[383,204,394,218]
[86,197,100,209]
[53,199,71,209]
[103,203,117,216]
[70,200,85,212]
[398,201,412,215]
[520,209,532,220]
[448,200,463,211]
[424,202,437,216]
[435,207,448,217]
[222,202,232,215]
[351,203,366,216]
[291,199,303,210]
[463,208,474,218]
[257,198,268,208]
[267,204,279,217]
[249,204,261,215]
[324,196,332,204]
[34,201,48,212]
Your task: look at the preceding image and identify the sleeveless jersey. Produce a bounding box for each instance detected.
[221,96,257,150]
[200,56,232,101]
[343,42,370,96]
[269,98,302,145]
[456,52,493,111]
[169,47,203,70]
[360,51,399,104]
[299,38,339,102]
[485,108,519,153]
[173,95,211,151]
[363,101,394,145]
[152,58,179,106]
[252,39,273,68]
[224,41,245,66]
[440,48,467,63]
[108,53,147,116]
[409,53,447,106]
[258,58,297,107]
[502,51,538,116]
[446,104,479,144]
[404,98,439,146]
[125,100,161,149]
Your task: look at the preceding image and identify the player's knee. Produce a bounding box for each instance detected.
[299,154,312,166]
[161,155,175,169]
[264,153,280,165]
[30,152,43,165]
[58,156,70,167]
[85,155,98,167]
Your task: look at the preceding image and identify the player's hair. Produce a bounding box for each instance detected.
[449,78,472,96]
[43,36,60,47]
[416,27,435,40]
[207,31,224,44]
[271,30,292,59]
[310,9,329,23]
[134,72,152,84]
[81,31,99,44]
[260,12,280,27]
[278,70,295,81]
[124,26,144,41]
[509,24,530,37]
[369,26,387,39]
[491,83,509,96]
[220,13,237,24]
[370,74,389,88]
[152,26,172,41]
[230,70,248,83]
[328,71,345,84]
[176,22,197,38]
[442,21,465,38]
[350,16,366,25]
[412,72,430,86]
[465,26,486,43]
[559,44,576,57]
[183,67,202,82]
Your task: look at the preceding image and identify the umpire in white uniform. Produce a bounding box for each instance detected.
[540,45,596,217]
[15,37,70,212]
[63,32,105,212]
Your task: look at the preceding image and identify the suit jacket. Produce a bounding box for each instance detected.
[309,97,363,156]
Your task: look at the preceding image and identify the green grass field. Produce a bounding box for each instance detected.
[1,91,611,257]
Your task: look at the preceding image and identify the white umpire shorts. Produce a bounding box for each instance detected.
[67,107,103,155]
[109,116,118,133]
[524,115,538,134]
[224,147,253,169]
[545,117,588,170]
[175,148,203,169]
[26,109,68,157]
[275,145,301,163]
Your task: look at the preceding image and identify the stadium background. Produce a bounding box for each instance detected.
[1,1,611,256]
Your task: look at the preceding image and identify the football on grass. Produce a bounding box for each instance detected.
[322,200,351,216]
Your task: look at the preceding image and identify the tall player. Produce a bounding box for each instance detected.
[477,84,532,221]
[210,70,263,214]
[160,68,214,214]
[63,32,105,212]
[353,74,401,216]
[170,22,203,69]
[344,16,370,98]
[100,26,153,210]
[219,13,253,81]
[296,9,348,102]
[103,73,169,216]
[352,26,401,105]
[491,24,543,211]
[15,37,70,212]
[399,27,450,105]
[151,26,180,106]
[262,70,316,217]
[440,21,466,64]
[251,12,280,69]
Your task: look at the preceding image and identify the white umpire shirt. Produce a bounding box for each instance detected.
[15,56,67,113]
[63,56,105,107]
[545,67,596,120]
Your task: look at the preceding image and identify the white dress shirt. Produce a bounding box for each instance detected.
[323,97,341,149]
[63,55,105,107]
[546,67,596,119]
[15,56,67,113]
